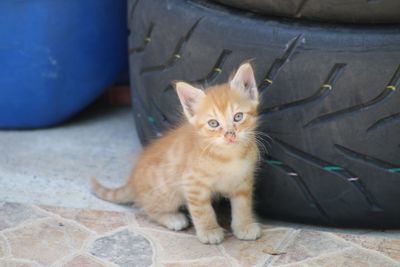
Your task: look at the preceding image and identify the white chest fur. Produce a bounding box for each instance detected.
[212,157,255,195]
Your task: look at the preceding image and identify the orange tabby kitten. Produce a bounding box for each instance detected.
[91,63,261,244]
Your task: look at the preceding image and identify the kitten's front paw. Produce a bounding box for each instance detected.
[196,227,225,244]
[233,223,261,240]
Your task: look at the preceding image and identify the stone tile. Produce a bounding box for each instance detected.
[335,233,400,262]
[0,203,46,231]
[259,222,277,231]
[4,218,91,266]
[257,218,300,231]
[272,230,350,265]
[41,206,128,234]
[163,257,231,267]
[63,255,107,267]
[143,229,223,262]
[365,230,400,239]
[223,228,290,267]
[282,247,398,267]
[90,229,153,267]
[0,259,39,267]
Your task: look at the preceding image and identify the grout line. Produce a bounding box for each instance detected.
[0,229,42,266]
[263,229,301,267]
[0,257,42,267]
[268,231,400,267]
[138,226,197,238]
[82,225,132,252]
[82,225,151,267]
[349,246,400,266]
[275,247,354,267]
[325,231,400,265]
[0,217,51,234]
[31,205,98,236]
[125,211,139,228]
[51,250,81,267]
[162,256,235,265]
[128,225,159,267]
[216,244,241,267]
[0,232,11,258]
[51,249,120,267]
[82,231,99,253]
[81,251,121,267]
[262,227,300,233]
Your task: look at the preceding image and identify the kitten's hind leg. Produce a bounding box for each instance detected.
[149,212,189,231]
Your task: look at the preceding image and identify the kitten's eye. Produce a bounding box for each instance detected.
[234,112,243,122]
[208,119,220,128]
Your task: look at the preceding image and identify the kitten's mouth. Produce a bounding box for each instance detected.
[226,139,236,145]
[224,131,236,144]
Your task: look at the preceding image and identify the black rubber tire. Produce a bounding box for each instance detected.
[213,0,400,24]
[128,0,400,228]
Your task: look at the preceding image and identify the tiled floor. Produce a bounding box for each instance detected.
[0,106,399,267]
[0,202,399,267]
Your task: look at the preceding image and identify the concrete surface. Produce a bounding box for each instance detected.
[0,106,141,211]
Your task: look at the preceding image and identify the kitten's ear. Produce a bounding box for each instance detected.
[230,63,258,102]
[175,81,205,121]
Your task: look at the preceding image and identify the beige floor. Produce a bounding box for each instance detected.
[0,202,399,267]
[0,106,399,267]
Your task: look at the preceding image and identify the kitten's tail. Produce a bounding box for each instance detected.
[90,177,135,204]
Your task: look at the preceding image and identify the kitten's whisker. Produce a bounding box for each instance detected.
[253,133,271,142]
[256,138,271,150]
[254,135,271,150]
[253,132,272,148]
[255,137,269,155]
[254,140,268,159]
[253,131,274,142]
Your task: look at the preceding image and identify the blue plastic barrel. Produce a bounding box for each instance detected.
[0,0,128,128]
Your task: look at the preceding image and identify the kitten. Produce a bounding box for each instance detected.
[91,62,261,244]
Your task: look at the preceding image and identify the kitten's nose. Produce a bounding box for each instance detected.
[224,130,236,144]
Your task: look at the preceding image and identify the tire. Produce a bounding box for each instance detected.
[212,0,400,24]
[128,0,400,228]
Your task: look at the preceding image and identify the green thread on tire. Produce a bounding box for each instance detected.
[324,166,343,171]
[147,116,155,123]
[388,168,400,173]
[266,160,283,165]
